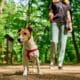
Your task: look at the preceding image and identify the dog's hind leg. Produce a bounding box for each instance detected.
[32,57,37,73]
[36,57,40,74]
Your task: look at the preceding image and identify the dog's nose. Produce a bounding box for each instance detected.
[18,38,22,43]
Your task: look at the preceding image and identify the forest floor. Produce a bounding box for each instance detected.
[0,65,80,80]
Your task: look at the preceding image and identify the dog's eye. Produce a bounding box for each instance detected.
[24,32,27,35]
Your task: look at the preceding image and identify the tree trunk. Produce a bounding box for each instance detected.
[26,0,32,26]
[0,0,6,13]
[70,0,80,63]
[71,28,80,62]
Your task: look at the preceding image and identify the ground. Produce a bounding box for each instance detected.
[0,65,80,80]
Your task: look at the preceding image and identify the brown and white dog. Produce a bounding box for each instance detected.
[18,26,40,76]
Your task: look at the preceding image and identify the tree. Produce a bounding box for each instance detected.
[70,0,80,62]
[0,0,6,13]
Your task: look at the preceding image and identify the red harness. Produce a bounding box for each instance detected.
[26,48,38,59]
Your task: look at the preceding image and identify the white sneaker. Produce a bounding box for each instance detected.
[58,64,63,70]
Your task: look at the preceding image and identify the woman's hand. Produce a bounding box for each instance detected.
[68,22,73,32]
[49,10,54,23]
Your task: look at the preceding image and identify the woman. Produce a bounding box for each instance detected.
[49,0,72,69]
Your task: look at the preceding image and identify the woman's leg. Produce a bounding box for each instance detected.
[50,42,57,65]
[58,25,68,69]
[50,22,59,68]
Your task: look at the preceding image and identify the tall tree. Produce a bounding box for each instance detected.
[70,0,80,62]
[0,0,6,13]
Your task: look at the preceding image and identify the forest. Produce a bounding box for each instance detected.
[0,0,80,65]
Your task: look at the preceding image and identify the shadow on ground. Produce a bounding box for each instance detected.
[0,65,80,80]
[0,73,80,80]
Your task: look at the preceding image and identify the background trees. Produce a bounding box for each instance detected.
[0,0,80,64]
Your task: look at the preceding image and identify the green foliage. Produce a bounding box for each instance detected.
[0,0,80,64]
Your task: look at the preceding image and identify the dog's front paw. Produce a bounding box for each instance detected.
[33,69,36,73]
[23,70,28,76]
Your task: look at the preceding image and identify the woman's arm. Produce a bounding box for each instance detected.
[67,10,73,32]
[49,9,54,23]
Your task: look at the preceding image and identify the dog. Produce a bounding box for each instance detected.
[18,26,40,76]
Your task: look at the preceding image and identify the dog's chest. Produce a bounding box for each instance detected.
[23,36,39,59]
[24,36,37,50]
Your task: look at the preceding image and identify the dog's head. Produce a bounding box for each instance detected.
[18,26,33,43]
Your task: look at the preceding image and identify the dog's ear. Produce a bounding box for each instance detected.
[27,25,33,32]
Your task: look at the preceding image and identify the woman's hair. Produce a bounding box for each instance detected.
[52,0,60,3]
[61,0,70,4]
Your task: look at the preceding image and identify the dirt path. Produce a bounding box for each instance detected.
[0,65,80,80]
